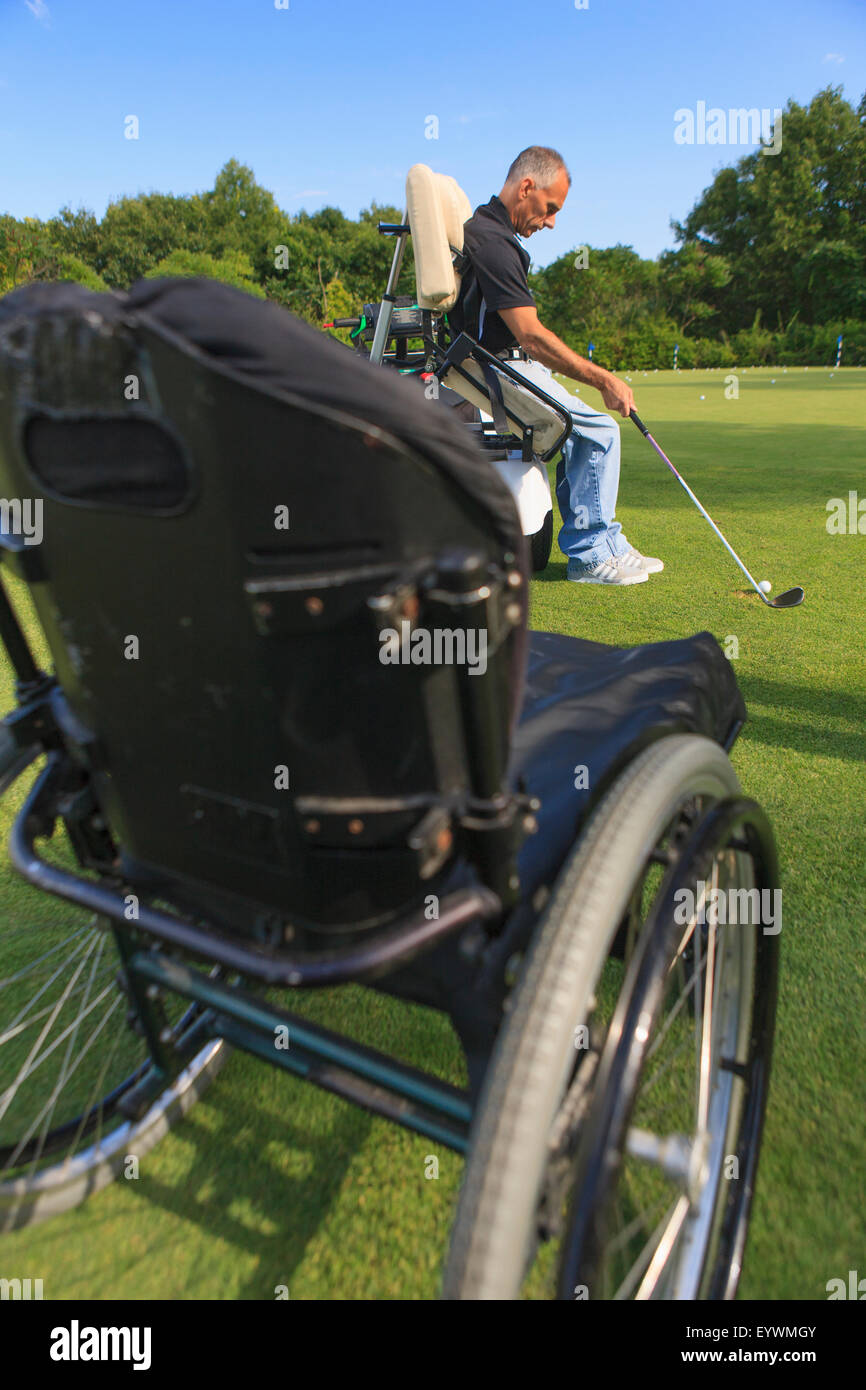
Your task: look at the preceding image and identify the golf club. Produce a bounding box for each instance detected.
[629,410,804,609]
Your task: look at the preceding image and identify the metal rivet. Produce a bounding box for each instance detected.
[305,596,324,616]
[305,818,320,834]
[348,818,364,834]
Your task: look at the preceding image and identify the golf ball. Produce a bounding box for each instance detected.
[700,394,705,400]
[759,580,772,594]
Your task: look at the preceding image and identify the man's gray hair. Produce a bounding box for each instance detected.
[505,146,571,189]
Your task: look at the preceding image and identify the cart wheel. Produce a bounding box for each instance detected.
[529,510,553,573]
[0,726,227,1231]
[442,734,779,1300]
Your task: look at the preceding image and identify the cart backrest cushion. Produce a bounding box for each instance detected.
[406,164,473,312]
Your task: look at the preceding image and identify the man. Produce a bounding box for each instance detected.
[450,146,662,584]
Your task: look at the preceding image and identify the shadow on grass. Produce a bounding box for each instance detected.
[737,673,866,763]
[127,1067,374,1300]
[534,560,568,584]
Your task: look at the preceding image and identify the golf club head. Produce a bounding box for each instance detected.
[768,586,805,608]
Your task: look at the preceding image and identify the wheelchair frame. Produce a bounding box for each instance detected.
[0,276,780,1298]
[0,558,502,1155]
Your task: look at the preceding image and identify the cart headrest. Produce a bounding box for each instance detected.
[405,164,473,313]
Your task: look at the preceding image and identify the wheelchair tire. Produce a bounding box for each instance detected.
[0,725,228,1231]
[559,816,778,1300]
[529,510,553,573]
[442,733,777,1300]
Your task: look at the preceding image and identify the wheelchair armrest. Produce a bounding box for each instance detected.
[434,333,572,462]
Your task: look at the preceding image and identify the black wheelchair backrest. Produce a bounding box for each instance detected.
[0,278,528,934]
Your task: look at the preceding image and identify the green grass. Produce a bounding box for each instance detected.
[1,365,864,1299]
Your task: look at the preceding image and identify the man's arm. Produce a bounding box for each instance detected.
[499,305,635,418]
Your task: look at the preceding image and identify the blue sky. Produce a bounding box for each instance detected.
[1,0,863,266]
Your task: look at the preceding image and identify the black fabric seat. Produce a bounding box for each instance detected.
[512,630,745,899]
[376,628,745,1085]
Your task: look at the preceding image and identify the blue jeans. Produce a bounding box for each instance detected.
[508,358,627,570]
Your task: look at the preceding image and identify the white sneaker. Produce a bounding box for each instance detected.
[568,554,648,585]
[622,545,664,574]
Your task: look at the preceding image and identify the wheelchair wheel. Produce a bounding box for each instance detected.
[529,510,554,573]
[442,734,779,1300]
[0,727,227,1231]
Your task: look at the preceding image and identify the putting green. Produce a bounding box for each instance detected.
[0,366,863,1299]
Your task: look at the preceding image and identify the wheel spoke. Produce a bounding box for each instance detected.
[20,931,109,1172]
[632,1193,691,1299]
[62,1013,129,1167]
[0,922,95,990]
[607,1190,671,1266]
[644,961,700,1068]
[0,926,101,1046]
[609,1194,687,1300]
[0,974,118,1121]
[0,957,120,1049]
[696,862,720,1136]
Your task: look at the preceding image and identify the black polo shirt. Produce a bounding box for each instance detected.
[450,195,535,356]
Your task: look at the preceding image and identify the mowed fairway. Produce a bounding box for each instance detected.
[1,366,863,1300]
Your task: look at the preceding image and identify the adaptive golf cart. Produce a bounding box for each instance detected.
[329,164,566,573]
[0,272,779,1299]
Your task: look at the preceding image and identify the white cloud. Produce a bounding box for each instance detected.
[25,0,50,21]
[822,53,845,64]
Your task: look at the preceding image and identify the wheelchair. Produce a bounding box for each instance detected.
[0,260,779,1298]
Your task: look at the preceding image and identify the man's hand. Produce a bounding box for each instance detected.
[599,372,635,419]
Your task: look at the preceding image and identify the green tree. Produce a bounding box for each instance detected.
[657,242,731,335]
[93,192,208,287]
[0,216,55,293]
[674,87,866,331]
[201,159,290,282]
[144,248,266,297]
[56,254,109,291]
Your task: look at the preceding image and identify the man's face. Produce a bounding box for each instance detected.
[511,168,570,237]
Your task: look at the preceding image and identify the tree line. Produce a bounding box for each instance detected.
[1,86,862,368]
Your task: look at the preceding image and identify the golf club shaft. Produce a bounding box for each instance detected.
[629,410,766,600]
